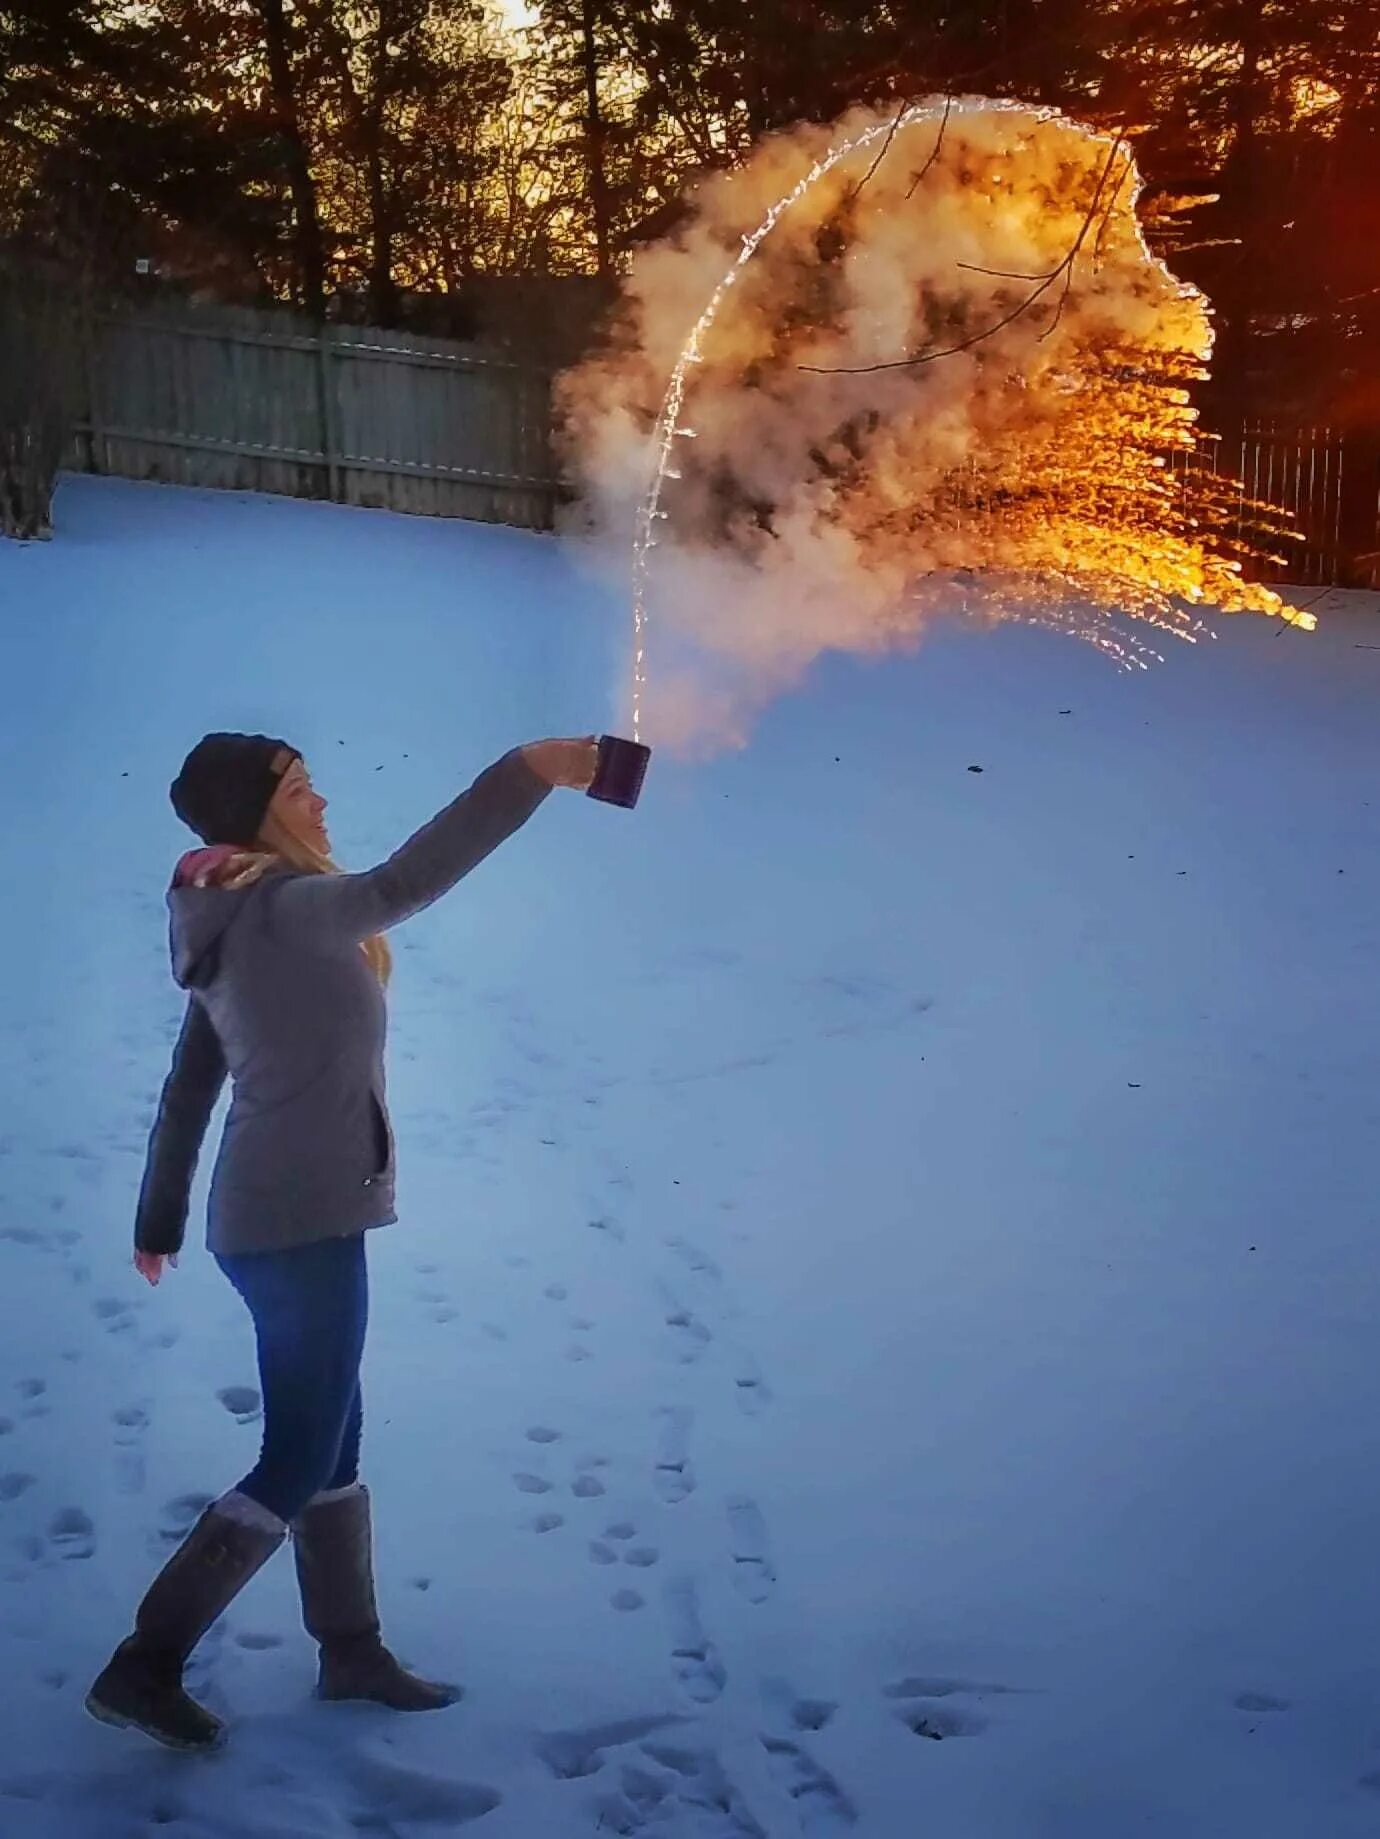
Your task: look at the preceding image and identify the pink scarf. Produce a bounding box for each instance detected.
[173,845,250,890]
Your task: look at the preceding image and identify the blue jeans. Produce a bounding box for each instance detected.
[214,1232,369,1524]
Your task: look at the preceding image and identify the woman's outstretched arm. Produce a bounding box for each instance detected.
[263,740,596,948]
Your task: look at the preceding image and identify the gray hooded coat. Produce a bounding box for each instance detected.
[134,748,551,1258]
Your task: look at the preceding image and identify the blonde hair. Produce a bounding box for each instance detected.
[209,830,393,988]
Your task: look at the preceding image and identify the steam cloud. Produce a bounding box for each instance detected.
[556,98,1305,754]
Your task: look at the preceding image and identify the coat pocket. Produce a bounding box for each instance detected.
[368,1091,395,1178]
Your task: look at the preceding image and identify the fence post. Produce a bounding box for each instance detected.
[80,302,109,477]
[1338,429,1380,588]
[532,366,557,531]
[316,327,342,503]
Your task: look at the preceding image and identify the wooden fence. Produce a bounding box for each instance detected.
[71,300,558,531]
[64,299,1380,580]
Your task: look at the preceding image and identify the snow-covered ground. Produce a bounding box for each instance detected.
[1,474,1379,1839]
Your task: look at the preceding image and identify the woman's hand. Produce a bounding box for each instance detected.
[134,1249,178,1286]
[521,737,600,791]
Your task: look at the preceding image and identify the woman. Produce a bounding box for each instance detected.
[86,729,598,1753]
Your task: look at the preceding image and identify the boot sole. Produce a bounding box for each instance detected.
[316,1681,462,1708]
[84,1688,226,1754]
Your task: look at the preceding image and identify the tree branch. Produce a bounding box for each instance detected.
[957,261,1058,280]
[800,136,1127,377]
[906,95,953,199]
[844,100,908,206]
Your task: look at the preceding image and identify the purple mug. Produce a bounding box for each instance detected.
[587,735,651,810]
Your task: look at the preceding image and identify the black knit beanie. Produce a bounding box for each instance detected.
[170,733,302,846]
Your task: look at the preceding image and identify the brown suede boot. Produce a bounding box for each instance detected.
[85,1491,287,1752]
[291,1483,461,1710]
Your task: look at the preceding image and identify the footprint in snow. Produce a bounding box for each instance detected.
[663,1303,713,1366]
[348,1752,495,1827]
[632,1746,767,1839]
[759,1735,857,1829]
[1234,1691,1290,1713]
[663,1576,726,1704]
[593,1765,676,1835]
[112,1404,150,1495]
[0,1225,45,1246]
[883,1677,996,1738]
[726,1496,776,1603]
[896,1701,988,1740]
[653,1406,696,1504]
[664,1236,723,1283]
[791,1699,839,1732]
[730,1348,774,1416]
[587,1216,627,1243]
[761,1678,840,1733]
[4,1533,45,1584]
[216,1385,261,1424]
[48,1507,96,1560]
[92,1297,135,1333]
[535,1714,681,1782]
[153,1492,215,1551]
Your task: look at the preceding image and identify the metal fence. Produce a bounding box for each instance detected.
[71,300,558,531]
[1170,420,1380,589]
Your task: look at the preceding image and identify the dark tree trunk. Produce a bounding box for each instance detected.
[0,261,83,541]
[366,151,398,323]
[255,0,327,320]
[1210,0,1268,429]
[579,0,612,276]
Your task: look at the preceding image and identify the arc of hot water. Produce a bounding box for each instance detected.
[629,97,964,742]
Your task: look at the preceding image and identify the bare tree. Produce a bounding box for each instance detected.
[252,0,328,319]
[0,258,84,540]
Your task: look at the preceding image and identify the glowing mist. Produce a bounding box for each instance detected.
[566,98,1313,756]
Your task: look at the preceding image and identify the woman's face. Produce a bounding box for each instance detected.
[262,757,330,855]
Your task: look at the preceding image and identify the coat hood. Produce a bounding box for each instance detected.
[168,847,275,990]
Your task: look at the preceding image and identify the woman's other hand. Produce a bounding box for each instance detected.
[134,1249,178,1286]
